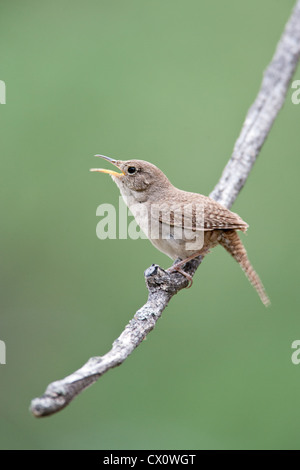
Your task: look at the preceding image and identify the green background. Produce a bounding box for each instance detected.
[1,0,299,450]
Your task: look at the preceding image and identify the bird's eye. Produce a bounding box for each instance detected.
[128,166,137,175]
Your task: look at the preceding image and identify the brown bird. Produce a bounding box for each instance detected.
[91,155,270,306]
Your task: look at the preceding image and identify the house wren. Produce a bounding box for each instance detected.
[91,155,270,306]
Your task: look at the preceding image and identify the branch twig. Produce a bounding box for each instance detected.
[30,1,300,417]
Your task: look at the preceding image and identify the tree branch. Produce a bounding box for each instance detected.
[30,0,300,417]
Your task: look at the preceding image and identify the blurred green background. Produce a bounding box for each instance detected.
[1,0,300,450]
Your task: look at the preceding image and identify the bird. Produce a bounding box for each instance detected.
[90,155,270,306]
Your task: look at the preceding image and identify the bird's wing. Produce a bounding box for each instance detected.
[157,193,248,232]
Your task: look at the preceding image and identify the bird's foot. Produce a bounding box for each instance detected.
[167,265,193,288]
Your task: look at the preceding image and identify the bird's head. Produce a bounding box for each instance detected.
[90,155,171,201]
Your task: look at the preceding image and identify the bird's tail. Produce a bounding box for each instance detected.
[219,230,270,307]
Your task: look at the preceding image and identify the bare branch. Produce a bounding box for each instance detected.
[30,0,300,417]
[210,0,300,208]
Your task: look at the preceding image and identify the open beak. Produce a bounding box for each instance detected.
[90,155,125,177]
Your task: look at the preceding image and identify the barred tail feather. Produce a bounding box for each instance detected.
[219,230,270,307]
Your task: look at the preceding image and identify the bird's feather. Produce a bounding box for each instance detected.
[157,192,248,232]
